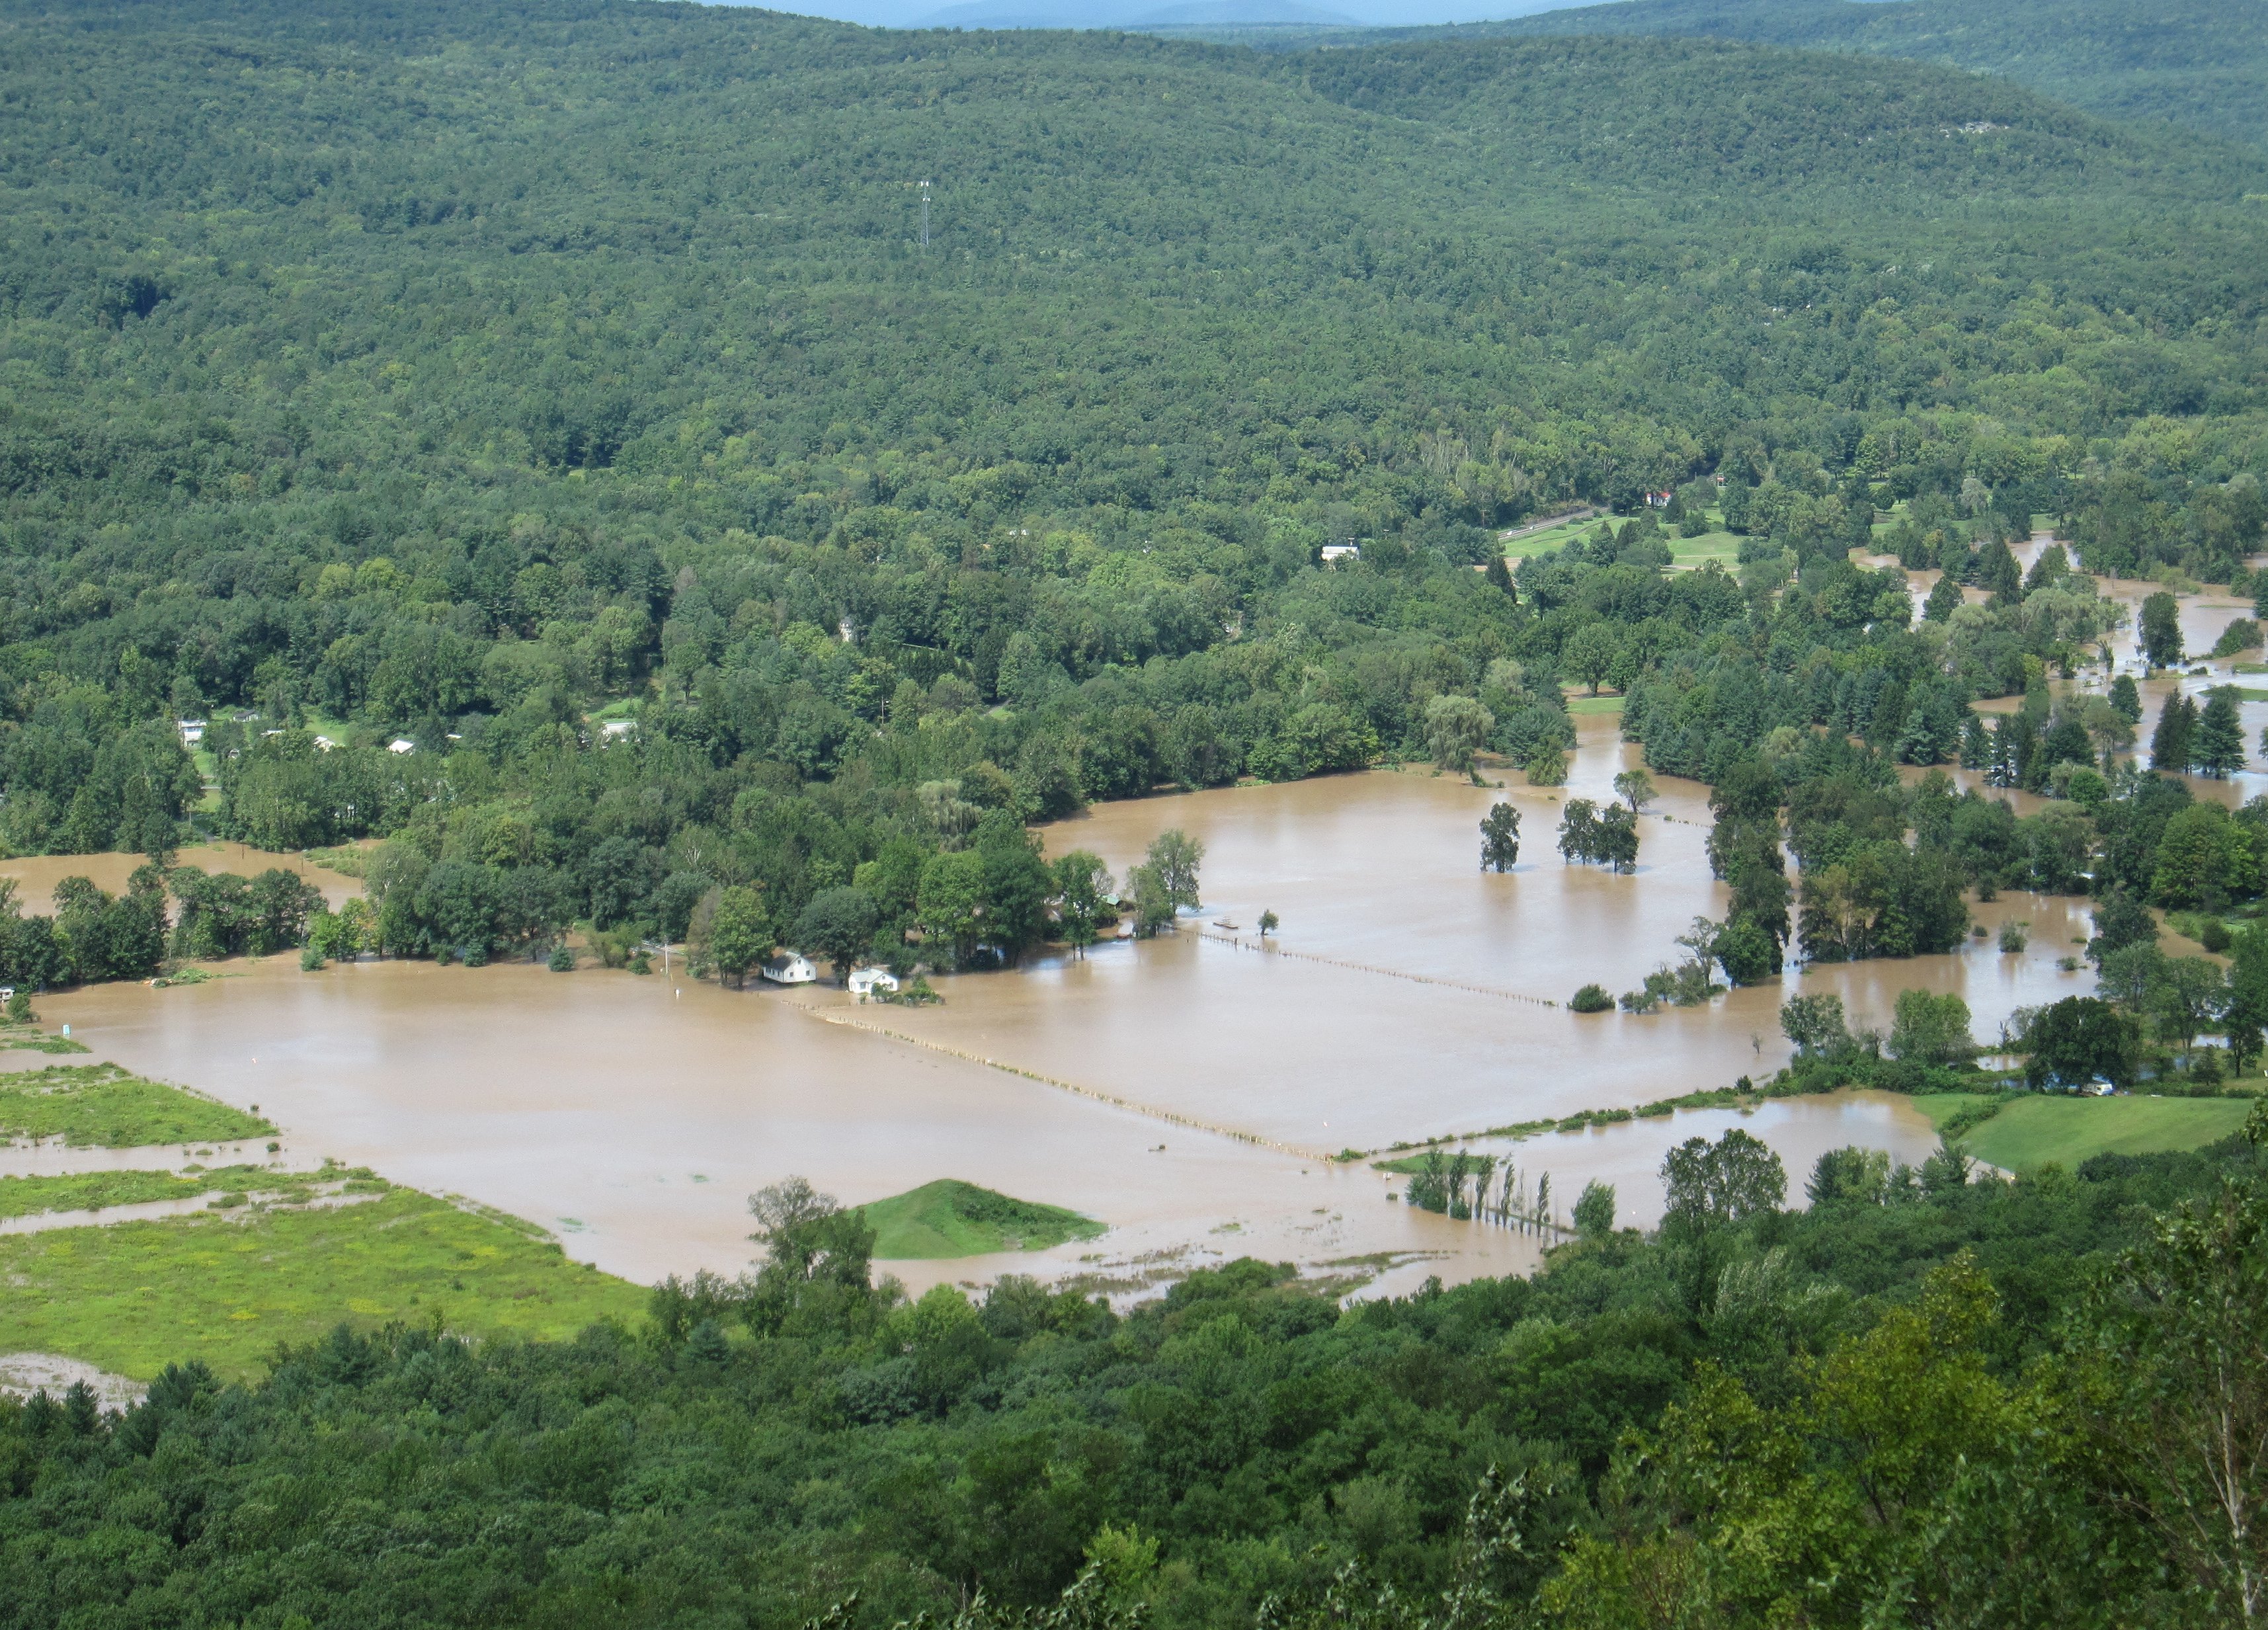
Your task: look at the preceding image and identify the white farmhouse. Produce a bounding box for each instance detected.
[760,953,818,985]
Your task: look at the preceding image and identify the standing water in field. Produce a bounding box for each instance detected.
[19,728,2060,1299]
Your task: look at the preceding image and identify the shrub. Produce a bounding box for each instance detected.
[1569,983,1613,1013]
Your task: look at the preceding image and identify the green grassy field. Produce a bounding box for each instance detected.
[0,1184,646,1379]
[0,1065,273,1147]
[1500,511,1740,572]
[860,1179,1105,1259]
[1914,1092,2255,1170]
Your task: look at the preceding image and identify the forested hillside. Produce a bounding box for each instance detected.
[5,7,2268,1623]
[3,0,2265,986]
[5,1123,2265,1628]
[1256,0,2268,151]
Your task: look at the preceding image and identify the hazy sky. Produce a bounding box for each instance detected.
[738,0,1583,32]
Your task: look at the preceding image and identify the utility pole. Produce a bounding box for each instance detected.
[919,179,930,254]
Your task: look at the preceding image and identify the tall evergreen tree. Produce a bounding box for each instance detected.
[2192,686,2246,777]
[2150,694,2199,773]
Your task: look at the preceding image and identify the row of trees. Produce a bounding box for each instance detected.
[0,864,330,989]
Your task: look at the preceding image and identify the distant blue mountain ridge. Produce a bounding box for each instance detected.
[912,0,1363,25]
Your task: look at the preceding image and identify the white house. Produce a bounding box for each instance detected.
[600,719,635,741]
[760,953,818,985]
[1320,544,1361,565]
[387,737,416,754]
[847,966,899,1002]
[177,719,206,747]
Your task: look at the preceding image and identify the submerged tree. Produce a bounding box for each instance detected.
[2140,591,2185,669]
[1052,850,1114,957]
[1145,829,1203,914]
[1426,694,1494,773]
[1480,802,1521,871]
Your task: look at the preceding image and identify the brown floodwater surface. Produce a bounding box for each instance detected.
[24,722,2084,1301]
[1,842,362,914]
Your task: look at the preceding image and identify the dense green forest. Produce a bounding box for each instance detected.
[5,6,2268,1622]
[1225,0,2268,151]
[3,0,2266,993]
[4,1118,2263,1628]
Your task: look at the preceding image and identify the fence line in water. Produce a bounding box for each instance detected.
[1196,930,1561,1009]
[1400,1151,1578,1238]
[793,1004,1332,1162]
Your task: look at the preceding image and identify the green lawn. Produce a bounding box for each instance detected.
[1563,693,1627,715]
[1500,511,1738,572]
[1917,1092,2255,1171]
[859,1179,1105,1259]
[0,1185,646,1379]
[1498,511,1606,560]
[0,1065,273,1147]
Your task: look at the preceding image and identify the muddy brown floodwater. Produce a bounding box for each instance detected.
[23,710,2067,1303]
[0,842,362,915]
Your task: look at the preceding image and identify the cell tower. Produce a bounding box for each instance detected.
[919,179,930,253]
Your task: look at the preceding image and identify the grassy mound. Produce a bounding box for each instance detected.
[861,1180,1105,1260]
[0,1184,644,1379]
[0,1065,273,1147]
[1917,1092,2255,1171]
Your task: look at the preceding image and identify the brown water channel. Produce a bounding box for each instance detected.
[17,719,2057,1303]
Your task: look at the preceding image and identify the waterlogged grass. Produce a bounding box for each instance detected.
[0,1064,272,1147]
[861,1179,1105,1259]
[1917,1092,2255,1170]
[2,1025,89,1054]
[0,1185,646,1379]
[0,1168,241,1219]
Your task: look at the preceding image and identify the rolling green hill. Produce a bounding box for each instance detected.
[1279,0,2268,150]
[1,0,2265,989]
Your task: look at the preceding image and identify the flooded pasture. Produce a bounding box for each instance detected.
[16,713,2091,1302]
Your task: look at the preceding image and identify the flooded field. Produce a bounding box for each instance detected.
[18,716,2086,1303]
[0,842,362,915]
[28,541,2207,1300]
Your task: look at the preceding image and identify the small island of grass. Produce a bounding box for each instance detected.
[860,1179,1105,1259]
[0,1064,274,1147]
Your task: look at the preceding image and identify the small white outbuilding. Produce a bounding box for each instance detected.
[847,967,900,1002]
[760,953,818,985]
